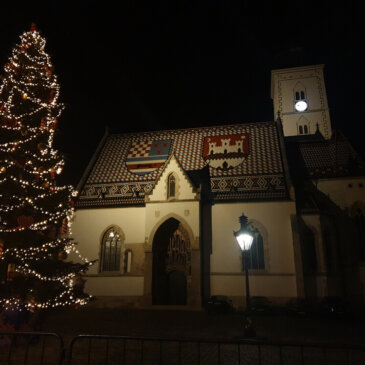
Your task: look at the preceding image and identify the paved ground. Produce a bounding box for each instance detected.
[40,306,365,348]
[2,307,364,364]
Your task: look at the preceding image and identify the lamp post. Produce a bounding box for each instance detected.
[234,213,255,337]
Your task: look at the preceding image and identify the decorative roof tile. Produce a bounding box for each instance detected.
[76,122,289,207]
[296,132,365,178]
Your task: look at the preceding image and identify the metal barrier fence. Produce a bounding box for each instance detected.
[0,331,64,365]
[1,332,364,364]
[68,335,365,365]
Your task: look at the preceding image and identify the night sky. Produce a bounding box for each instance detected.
[1,2,362,185]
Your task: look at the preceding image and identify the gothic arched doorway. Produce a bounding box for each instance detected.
[152,218,191,305]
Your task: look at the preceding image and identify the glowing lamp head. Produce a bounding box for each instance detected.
[234,213,254,252]
[294,100,308,112]
[235,233,254,251]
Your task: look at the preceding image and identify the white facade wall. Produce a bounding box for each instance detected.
[316,178,365,211]
[210,201,298,299]
[71,207,146,296]
[84,276,144,296]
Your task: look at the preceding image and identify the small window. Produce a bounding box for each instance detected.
[300,91,305,100]
[295,91,300,100]
[167,173,176,199]
[299,125,303,134]
[244,224,265,270]
[100,228,122,272]
[304,125,308,134]
[124,249,132,273]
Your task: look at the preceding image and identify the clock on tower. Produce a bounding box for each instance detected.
[271,64,332,139]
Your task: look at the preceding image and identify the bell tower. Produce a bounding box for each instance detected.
[271,64,332,139]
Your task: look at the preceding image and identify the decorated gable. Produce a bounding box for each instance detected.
[147,155,198,202]
[76,121,289,207]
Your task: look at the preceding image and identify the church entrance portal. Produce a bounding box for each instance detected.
[152,218,191,305]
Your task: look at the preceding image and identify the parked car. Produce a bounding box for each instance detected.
[319,297,347,318]
[206,295,234,314]
[249,296,274,315]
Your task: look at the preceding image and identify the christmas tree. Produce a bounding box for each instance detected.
[0,24,92,322]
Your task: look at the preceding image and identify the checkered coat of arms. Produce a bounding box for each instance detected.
[126,139,172,175]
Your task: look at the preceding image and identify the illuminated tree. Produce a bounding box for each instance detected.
[0,24,92,318]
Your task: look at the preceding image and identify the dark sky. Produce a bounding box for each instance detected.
[1,1,362,185]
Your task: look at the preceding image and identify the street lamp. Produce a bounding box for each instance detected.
[234,213,255,337]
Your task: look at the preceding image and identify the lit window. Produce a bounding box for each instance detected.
[100,228,122,272]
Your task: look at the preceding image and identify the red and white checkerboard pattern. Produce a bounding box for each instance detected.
[81,122,288,202]
[127,141,152,158]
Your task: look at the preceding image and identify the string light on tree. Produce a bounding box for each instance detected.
[0,24,94,316]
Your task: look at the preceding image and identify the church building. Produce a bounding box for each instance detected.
[71,65,365,311]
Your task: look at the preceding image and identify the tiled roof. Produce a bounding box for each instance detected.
[295,132,365,178]
[76,122,289,207]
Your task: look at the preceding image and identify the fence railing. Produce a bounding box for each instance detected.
[68,334,365,365]
[0,331,64,365]
[1,332,364,365]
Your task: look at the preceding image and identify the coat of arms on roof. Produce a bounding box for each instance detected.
[126,139,172,175]
[203,134,249,170]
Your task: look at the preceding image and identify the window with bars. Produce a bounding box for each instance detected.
[245,225,265,270]
[100,228,122,272]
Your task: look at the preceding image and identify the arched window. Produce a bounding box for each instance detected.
[298,118,310,136]
[245,223,265,270]
[100,227,122,272]
[167,173,176,199]
[295,91,300,100]
[300,91,305,100]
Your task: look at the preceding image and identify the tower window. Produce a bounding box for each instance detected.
[300,91,305,100]
[298,122,309,135]
[295,91,300,100]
